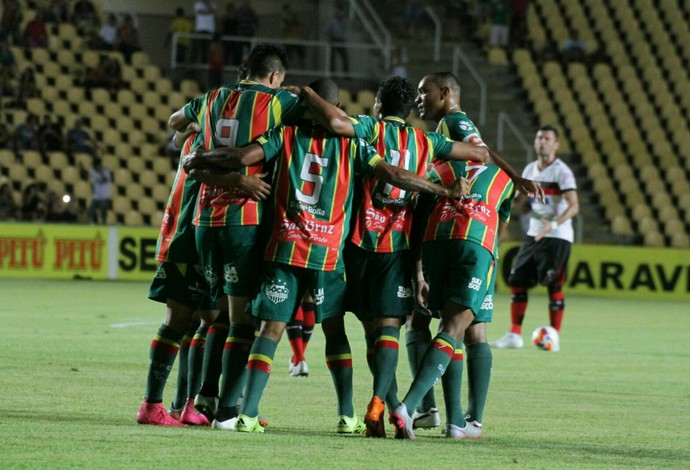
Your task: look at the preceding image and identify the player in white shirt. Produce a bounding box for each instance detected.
[491,125,579,350]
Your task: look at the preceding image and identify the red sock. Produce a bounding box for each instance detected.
[301,301,316,355]
[510,287,528,335]
[548,289,565,331]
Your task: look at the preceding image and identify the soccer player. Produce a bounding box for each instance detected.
[490,125,579,351]
[167,44,304,429]
[300,76,491,438]
[405,71,544,436]
[182,78,468,434]
[390,156,516,440]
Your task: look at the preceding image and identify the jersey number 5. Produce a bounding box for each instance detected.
[297,153,329,205]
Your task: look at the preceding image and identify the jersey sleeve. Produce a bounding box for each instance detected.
[354,138,383,176]
[348,115,378,143]
[274,89,305,125]
[440,114,487,147]
[183,95,204,122]
[559,163,577,191]
[425,131,454,160]
[256,126,286,163]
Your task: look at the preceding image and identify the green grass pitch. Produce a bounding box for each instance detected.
[2,279,689,469]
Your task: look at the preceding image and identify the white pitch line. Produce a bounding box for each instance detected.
[110,321,160,328]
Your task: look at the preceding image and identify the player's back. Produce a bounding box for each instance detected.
[349,115,451,252]
[424,159,514,256]
[187,81,303,227]
[258,121,380,271]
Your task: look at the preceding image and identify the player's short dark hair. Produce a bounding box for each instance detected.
[427,72,461,96]
[309,78,339,105]
[538,124,560,140]
[246,43,288,79]
[377,76,416,118]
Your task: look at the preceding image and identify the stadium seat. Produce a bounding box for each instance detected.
[670,232,690,249]
[153,157,174,176]
[21,150,43,169]
[488,47,508,65]
[125,210,144,226]
[611,215,634,236]
[66,87,85,104]
[138,198,157,217]
[643,230,664,247]
[130,51,150,69]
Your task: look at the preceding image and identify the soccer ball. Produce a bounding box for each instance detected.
[531,326,560,352]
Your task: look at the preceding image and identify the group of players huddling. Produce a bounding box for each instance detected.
[135,43,564,440]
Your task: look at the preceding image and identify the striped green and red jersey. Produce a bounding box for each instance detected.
[155,132,203,263]
[256,122,382,271]
[184,80,303,227]
[436,110,487,148]
[424,160,514,257]
[346,115,453,253]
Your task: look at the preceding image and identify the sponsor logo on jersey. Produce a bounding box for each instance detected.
[155,266,167,279]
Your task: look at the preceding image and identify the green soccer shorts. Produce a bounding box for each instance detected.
[422,239,494,317]
[251,262,346,323]
[343,243,413,322]
[148,261,216,310]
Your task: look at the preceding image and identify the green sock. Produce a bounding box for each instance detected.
[365,331,377,377]
[145,324,183,403]
[465,342,492,423]
[218,324,256,408]
[373,326,400,402]
[325,332,354,417]
[442,345,464,426]
[172,332,192,409]
[406,328,436,411]
[198,310,229,398]
[402,332,456,413]
[239,336,277,418]
[187,324,208,400]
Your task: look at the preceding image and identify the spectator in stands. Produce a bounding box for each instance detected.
[391,45,408,78]
[116,13,141,63]
[0,0,22,46]
[207,32,224,89]
[0,176,18,220]
[488,0,511,49]
[96,13,118,51]
[47,0,70,24]
[82,55,124,95]
[0,39,17,97]
[166,7,194,67]
[193,0,217,63]
[282,3,305,69]
[236,0,259,61]
[324,4,349,74]
[220,2,241,65]
[14,67,38,108]
[561,30,586,63]
[23,9,49,49]
[13,113,39,152]
[21,180,46,221]
[38,114,64,153]
[72,0,98,36]
[66,118,98,156]
[87,157,112,224]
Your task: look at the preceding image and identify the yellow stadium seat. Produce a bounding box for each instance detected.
[611,215,634,236]
[138,198,157,216]
[670,232,690,249]
[131,51,150,69]
[125,210,144,226]
[488,47,508,65]
[643,230,665,247]
[153,183,170,204]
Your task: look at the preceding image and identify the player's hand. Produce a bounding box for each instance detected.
[413,278,431,316]
[282,85,302,96]
[447,176,470,199]
[517,177,545,203]
[534,220,553,241]
[238,173,272,201]
[185,122,201,133]
[182,148,207,173]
